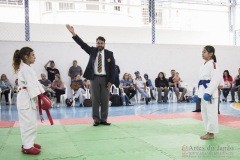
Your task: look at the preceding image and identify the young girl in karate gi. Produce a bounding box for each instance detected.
[193,45,221,140]
[13,47,45,154]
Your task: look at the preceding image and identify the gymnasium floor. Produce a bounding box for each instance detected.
[0,101,240,160]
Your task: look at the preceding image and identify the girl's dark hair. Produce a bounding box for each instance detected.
[223,70,231,78]
[158,72,166,80]
[12,47,33,73]
[204,45,216,62]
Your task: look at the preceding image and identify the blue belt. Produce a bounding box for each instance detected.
[198,80,210,89]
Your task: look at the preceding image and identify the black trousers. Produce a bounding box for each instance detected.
[54,89,65,103]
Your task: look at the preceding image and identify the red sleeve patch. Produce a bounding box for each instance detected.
[212,62,216,69]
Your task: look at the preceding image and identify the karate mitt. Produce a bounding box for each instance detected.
[203,93,211,102]
[38,93,52,110]
[192,95,200,103]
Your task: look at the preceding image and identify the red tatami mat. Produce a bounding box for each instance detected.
[3,113,240,128]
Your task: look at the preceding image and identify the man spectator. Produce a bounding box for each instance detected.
[168,69,187,102]
[114,64,120,88]
[39,73,54,98]
[71,74,85,106]
[230,68,240,103]
[44,60,60,82]
[68,60,83,80]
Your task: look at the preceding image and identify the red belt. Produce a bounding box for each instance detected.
[22,87,27,89]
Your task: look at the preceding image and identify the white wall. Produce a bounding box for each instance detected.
[0,41,240,97]
[0,23,233,45]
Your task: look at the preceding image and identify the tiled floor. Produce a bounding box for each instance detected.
[0,100,239,122]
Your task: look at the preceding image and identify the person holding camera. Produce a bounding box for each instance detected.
[44,60,60,82]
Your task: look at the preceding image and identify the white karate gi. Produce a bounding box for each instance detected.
[197,59,221,133]
[17,63,45,149]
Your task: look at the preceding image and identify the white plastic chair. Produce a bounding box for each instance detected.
[110,84,119,95]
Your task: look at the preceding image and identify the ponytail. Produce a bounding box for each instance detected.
[12,50,21,73]
[12,47,33,73]
[212,54,217,63]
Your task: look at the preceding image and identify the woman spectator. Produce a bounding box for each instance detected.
[155,72,169,103]
[0,74,13,105]
[119,73,136,105]
[222,70,233,102]
[51,74,65,107]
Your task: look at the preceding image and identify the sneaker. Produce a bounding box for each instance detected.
[229,100,235,103]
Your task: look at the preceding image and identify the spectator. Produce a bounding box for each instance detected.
[39,73,53,98]
[133,71,151,104]
[0,74,13,105]
[71,74,85,106]
[168,69,187,102]
[12,78,19,104]
[230,68,240,103]
[83,79,91,89]
[144,73,156,100]
[114,64,120,87]
[119,73,136,105]
[221,70,233,102]
[173,72,182,88]
[51,74,65,107]
[155,72,169,103]
[68,60,83,80]
[44,60,60,82]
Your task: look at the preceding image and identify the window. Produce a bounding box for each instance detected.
[59,2,75,10]
[86,0,99,11]
[45,2,52,12]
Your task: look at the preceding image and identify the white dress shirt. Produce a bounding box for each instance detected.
[94,49,106,75]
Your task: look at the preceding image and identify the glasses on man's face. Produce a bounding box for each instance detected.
[2,75,6,77]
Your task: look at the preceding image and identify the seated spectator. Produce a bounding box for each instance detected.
[144,73,156,100]
[119,73,136,105]
[71,74,86,106]
[39,73,54,98]
[0,74,13,105]
[168,69,187,102]
[83,79,91,89]
[173,72,182,88]
[221,70,233,102]
[68,60,83,80]
[230,68,240,103]
[114,64,120,88]
[12,78,19,104]
[44,60,60,82]
[51,74,65,107]
[133,71,151,104]
[155,72,169,103]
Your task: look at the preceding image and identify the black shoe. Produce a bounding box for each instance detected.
[152,97,156,100]
[192,109,201,112]
[93,121,100,126]
[79,104,83,107]
[145,98,149,105]
[229,100,235,103]
[100,121,111,125]
[126,103,134,106]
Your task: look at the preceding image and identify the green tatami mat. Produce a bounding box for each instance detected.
[0,118,239,160]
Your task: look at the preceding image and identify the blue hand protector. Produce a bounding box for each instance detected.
[193,95,200,103]
[203,93,211,102]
